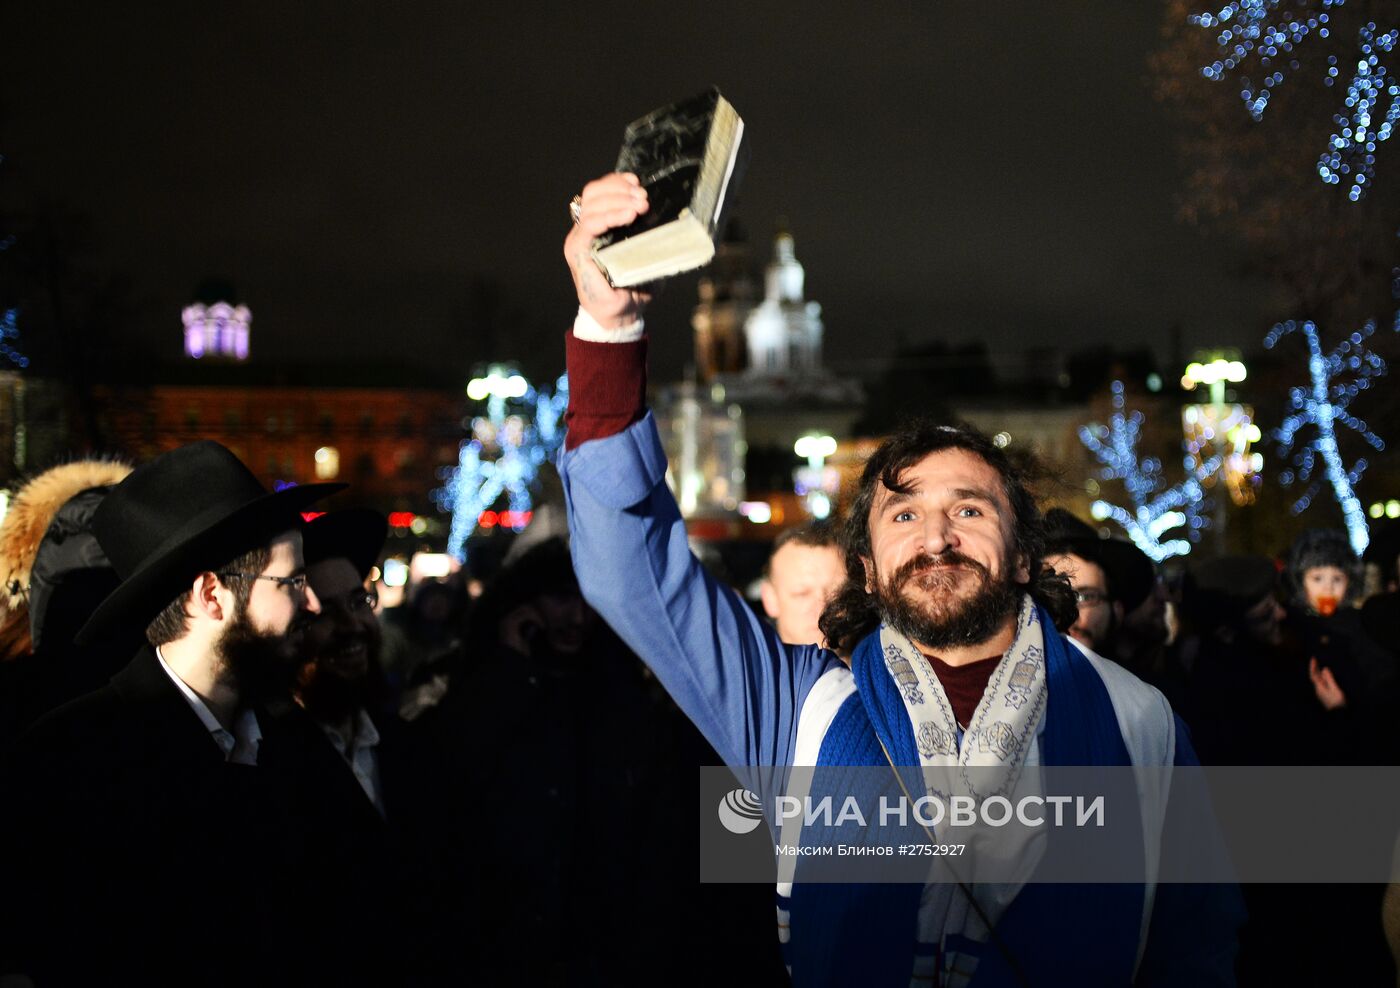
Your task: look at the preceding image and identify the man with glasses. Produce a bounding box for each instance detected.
[1041,509,1117,654]
[297,509,391,814]
[290,508,473,982]
[1,441,347,985]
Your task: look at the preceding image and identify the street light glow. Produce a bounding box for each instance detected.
[793,434,837,460]
[1181,357,1248,389]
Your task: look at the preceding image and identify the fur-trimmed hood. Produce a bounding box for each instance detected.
[1,459,132,607]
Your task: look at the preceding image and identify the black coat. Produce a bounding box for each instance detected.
[0,647,398,985]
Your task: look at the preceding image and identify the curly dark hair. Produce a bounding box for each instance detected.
[818,419,1077,655]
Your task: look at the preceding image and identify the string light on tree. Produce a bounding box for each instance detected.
[1190,1,1400,199]
[434,366,569,562]
[1263,317,1394,554]
[1191,0,1340,119]
[0,153,25,370]
[0,308,26,370]
[1079,381,1219,562]
[1318,23,1400,200]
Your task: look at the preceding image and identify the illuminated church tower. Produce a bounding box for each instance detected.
[743,228,823,378]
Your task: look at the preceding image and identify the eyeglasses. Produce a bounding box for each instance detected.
[325,589,379,614]
[218,572,309,593]
[1074,588,1110,607]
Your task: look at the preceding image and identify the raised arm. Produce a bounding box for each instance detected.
[558,174,840,771]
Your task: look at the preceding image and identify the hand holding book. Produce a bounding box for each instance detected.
[563,172,655,329]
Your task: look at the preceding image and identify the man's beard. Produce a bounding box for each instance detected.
[297,631,382,723]
[217,607,307,705]
[874,549,1020,651]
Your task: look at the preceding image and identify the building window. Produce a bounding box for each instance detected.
[314,446,340,480]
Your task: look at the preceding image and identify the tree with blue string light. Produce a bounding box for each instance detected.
[1184,0,1398,201]
[1153,0,1400,328]
[1263,316,1394,553]
[433,366,568,562]
[1078,381,1220,562]
[0,151,27,371]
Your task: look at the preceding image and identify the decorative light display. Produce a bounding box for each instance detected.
[0,171,24,370]
[183,301,251,361]
[0,307,27,370]
[1079,381,1219,561]
[1180,354,1262,506]
[1318,22,1400,200]
[1262,317,1394,554]
[1192,0,1341,119]
[1183,403,1264,505]
[434,365,569,562]
[1190,0,1400,199]
[793,433,839,520]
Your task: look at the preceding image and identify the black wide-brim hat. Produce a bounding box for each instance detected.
[1043,508,1105,566]
[76,441,345,645]
[1097,538,1157,612]
[304,508,388,579]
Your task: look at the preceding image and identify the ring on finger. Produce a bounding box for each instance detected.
[569,195,583,225]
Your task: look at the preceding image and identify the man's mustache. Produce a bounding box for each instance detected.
[892,550,988,587]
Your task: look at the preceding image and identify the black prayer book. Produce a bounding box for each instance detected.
[591,87,747,288]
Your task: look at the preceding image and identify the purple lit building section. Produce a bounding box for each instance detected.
[183,301,251,361]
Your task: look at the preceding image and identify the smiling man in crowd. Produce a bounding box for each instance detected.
[556,172,1241,987]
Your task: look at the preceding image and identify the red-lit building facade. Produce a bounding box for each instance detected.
[98,383,466,518]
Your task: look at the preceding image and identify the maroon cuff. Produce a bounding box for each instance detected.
[563,330,649,449]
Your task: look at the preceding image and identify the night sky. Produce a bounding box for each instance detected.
[2,2,1285,385]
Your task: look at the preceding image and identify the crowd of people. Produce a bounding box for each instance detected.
[1,169,1399,986]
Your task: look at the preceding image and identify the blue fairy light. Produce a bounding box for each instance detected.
[1263,318,1394,554]
[1191,1,1400,199]
[1078,381,1220,562]
[434,369,569,562]
[0,308,26,370]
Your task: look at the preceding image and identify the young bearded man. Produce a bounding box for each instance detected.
[0,441,347,986]
[557,173,1241,987]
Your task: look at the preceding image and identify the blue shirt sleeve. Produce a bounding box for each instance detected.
[559,413,840,772]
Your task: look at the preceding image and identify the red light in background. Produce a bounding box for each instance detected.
[478,510,499,529]
[301,511,326,522]
[388,512,416,528]
[499,510,533,528]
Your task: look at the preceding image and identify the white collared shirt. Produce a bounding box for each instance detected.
[154,646,262,766]
[319,708,384,817]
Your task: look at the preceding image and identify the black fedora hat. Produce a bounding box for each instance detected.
[76,441,345,644]
[1043,508,1105,566]
[304,508,388,580]
[1097,538,1157,612]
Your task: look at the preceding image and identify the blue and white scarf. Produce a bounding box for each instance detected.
[781,596,1146,987]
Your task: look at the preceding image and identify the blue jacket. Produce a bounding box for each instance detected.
[560,413,1241,986]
